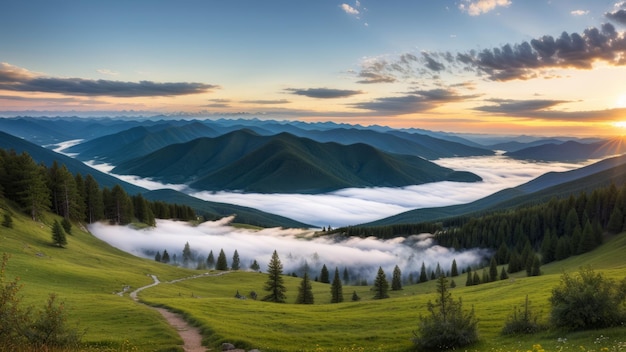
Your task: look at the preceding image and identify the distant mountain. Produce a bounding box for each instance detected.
[0,130,312,228]
[362,153,626,226]
[505,138,626,161]
[112,130,482,193]
[487,139,565,152]
[66,122,221,164]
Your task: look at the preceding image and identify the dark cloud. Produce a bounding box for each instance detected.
[352,88,478,115]
[607,9,626,25]
[241,99,291,104]
[356,23,626,83]
[285,87,363,99]
[474,99,569,113]
[0,63,218,97]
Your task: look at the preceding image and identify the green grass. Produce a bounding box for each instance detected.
[3,198,626,351]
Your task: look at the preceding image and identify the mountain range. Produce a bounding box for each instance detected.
[3,116,626,228]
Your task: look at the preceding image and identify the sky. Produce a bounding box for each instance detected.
[2,0,626,136]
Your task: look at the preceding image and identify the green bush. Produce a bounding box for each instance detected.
[501,295,544,335]
[413,276,479,351]
[550,266,626,330]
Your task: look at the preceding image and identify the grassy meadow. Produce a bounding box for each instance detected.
[2,197,626,351]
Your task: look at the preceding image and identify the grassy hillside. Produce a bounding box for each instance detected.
[138,233,626,352]
[0,199,198,351]
[3,196,625,351]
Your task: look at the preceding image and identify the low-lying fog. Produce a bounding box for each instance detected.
[89,217,491,283]
[84,155,590,228]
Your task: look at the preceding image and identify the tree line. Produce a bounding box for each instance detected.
[0,149,196,225]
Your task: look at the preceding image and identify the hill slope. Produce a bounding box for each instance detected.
[113,130,482,193]
[363,153,626,226]
[0,131,311,228]
[505,138,626,161]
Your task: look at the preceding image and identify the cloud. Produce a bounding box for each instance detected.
[285,87,363,99]
[474,99,570,113]
[340,3,359,16]
[354,23,626,84]
[606,2,626,25]
[352,88,479,114]
[0,62,219,97]
[459,0,511,16]
[571,10,589,16]
[241,99,291,105]
[96,69,120,76]
[89,218,490,283]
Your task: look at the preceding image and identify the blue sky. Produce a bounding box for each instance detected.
[2,0,626,135]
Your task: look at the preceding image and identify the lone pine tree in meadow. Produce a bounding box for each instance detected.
[373,266,390,299]
[51,220,67,247]
[330,267,343,303]
[262,250,287,303]
[295,272,314,304]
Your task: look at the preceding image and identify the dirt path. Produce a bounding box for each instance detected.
[129,273,225,352]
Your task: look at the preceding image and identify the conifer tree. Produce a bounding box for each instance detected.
[250,259,260,271]
[451,259,459,277]
[351,290,360,301]
[391,265,402,291]
[500,266,509,280]
[51,220,67,247]
[216,249,228,270]
[182,242,192,267]
[472,271,481,285]
[207,250,215,269]
[262,250,287,303]
[162,250,170,263]
[61,217,72,235]
[320,264,330,283]
[84,174,104,223]
[295,272,314,304]
[231,250,241,270]
[330,267,343,303]
[465,270,473,287]
[372,267,389,299]
[419,262,428,283]
[343,267,350,284]
[154,251,161,262]
[489,257,498,282]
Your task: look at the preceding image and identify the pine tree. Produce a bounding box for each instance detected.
[391,265,402,291]
[330,267,343,303]
[207,250,215,269]
[342,267,350,284]
[84,175,104,223]
[419,262,428,283]
[451,259,459,277]
[372,267,389,299]
[231,250,241,270]
[351,290,360,301]
[162,250,170,263]
[250,259,260,271]
[500,266,509,280]
[182,242,192,267]
[473,271,481,285]
[51,220,67,247]
[61,217,72,235]
[216,249,228,270]
[320,264,330,283]
[295,272,314,304]
[262,250,287,303]
[465,270,473,287]
[154,251,161,262]
[489,257,498,282]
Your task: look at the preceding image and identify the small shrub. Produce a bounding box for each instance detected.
[2,213,13,228]
[550,266,626,330]
[501,295,544,335]
[413,276,479,351]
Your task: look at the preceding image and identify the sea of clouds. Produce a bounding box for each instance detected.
[81,152,593,282]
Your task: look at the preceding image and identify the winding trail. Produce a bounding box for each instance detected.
[128,272,229,352]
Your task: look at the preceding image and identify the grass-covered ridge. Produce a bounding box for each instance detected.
[2,194,625,351]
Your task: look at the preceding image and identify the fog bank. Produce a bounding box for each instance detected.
[89,218,490,283]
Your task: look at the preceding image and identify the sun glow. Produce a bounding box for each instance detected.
[612,121,626,129]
